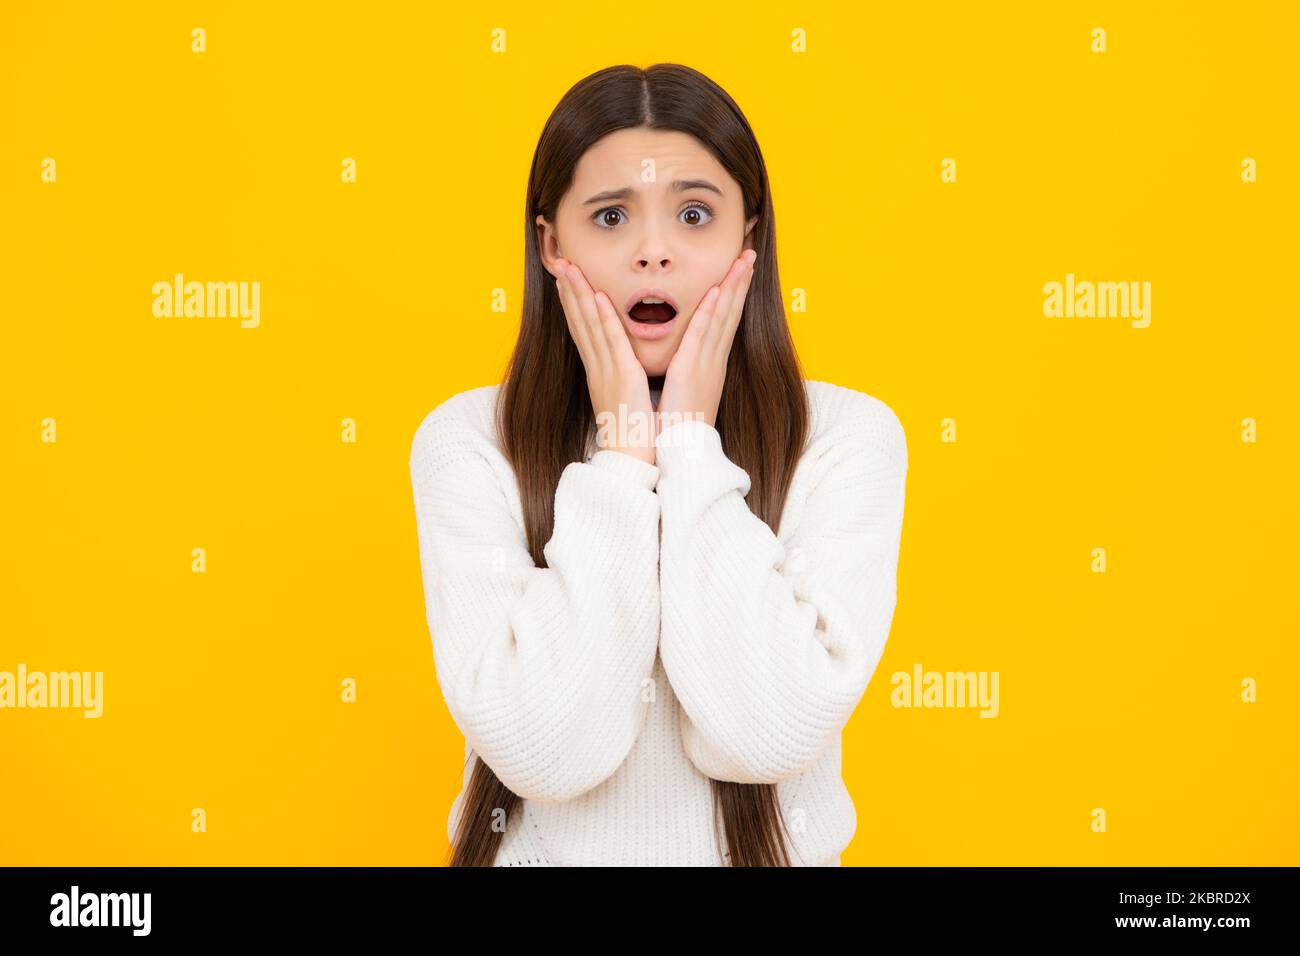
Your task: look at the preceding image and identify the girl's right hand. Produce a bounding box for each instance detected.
[553,258,656,466]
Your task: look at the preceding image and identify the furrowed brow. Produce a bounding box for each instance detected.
[582,178,724,206]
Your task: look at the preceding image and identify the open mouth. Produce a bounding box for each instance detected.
[628,302,678,324]
[625,290,680,325]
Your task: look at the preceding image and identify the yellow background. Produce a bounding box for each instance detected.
[1,2,1296,865]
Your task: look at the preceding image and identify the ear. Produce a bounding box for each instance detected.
[742,215,758,252]
[535,214,566,277]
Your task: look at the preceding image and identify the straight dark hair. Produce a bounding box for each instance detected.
[448,62,809,867]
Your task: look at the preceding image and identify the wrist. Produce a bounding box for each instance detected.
[589,446,660,490]
[611,445,656,466]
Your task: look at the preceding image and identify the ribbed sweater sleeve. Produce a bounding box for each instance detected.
[653,406,908,785]
[410,411,662,804]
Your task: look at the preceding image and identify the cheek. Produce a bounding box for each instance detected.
[577,261,619,300]
[556,231,607,277]
[686,255,735,306]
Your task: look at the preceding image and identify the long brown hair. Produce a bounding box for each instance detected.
[448,63,810,867]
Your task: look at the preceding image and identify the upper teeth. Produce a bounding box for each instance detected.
[640,297,666,304]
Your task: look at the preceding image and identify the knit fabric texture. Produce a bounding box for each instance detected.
[409,379,908,865]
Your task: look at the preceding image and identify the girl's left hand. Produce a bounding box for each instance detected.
[656,248,757,437]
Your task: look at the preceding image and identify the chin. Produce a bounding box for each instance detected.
[632,347,673,378]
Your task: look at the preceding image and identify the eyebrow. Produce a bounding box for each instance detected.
[581,178,724,206]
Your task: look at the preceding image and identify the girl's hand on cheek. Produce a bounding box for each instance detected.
[553,258,656,465]
[656,249,756,438]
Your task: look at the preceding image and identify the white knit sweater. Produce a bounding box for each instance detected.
[408,379,908,866]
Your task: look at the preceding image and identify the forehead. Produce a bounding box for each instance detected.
[570,128,733,196]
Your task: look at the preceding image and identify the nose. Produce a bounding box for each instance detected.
[633,223,673,272]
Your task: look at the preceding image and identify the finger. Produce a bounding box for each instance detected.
[708,250,755,354]
[680,285,720,352]
[715,255,755,358]
[593,290,637,367]
[555,272,595,366]
[562,263,612,368]
[703,257,745,352]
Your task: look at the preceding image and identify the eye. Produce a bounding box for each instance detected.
[592,207,627,229]
[589,202,716,230]
[679,202,714,226]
